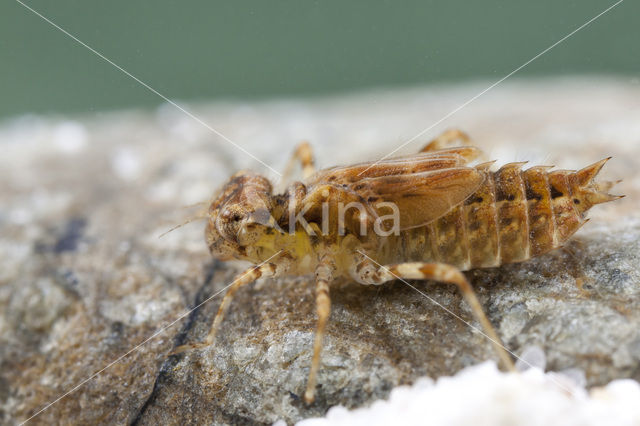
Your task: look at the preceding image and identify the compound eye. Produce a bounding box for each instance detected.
[221,208,242,222]
[215,208,245,243]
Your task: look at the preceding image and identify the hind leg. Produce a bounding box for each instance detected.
[420,129,471,152]
[352,254,515,371]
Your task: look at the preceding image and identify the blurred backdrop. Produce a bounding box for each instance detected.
[1,0,638,119]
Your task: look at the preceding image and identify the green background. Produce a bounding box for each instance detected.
[1,0,638,119]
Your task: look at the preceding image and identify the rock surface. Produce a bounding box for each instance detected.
[1,77,639,425]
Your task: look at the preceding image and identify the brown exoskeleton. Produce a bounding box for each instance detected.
[171,129,622,403]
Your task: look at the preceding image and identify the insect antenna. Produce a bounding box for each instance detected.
[158,206,209,239]
[177,201,209,210]
[159,187,225,239]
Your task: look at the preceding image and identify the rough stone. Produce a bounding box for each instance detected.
[1,77,639,424]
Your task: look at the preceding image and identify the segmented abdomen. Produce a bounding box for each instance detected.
[396,163,587,270]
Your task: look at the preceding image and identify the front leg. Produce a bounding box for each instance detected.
[352,255,515,372]
[170,262,278,355]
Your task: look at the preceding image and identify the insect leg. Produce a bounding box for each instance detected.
[420,129,471,152]
[354,259,515,371]
[170,263,277,355]
[281,141,316,184]
[304,253,336,404]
